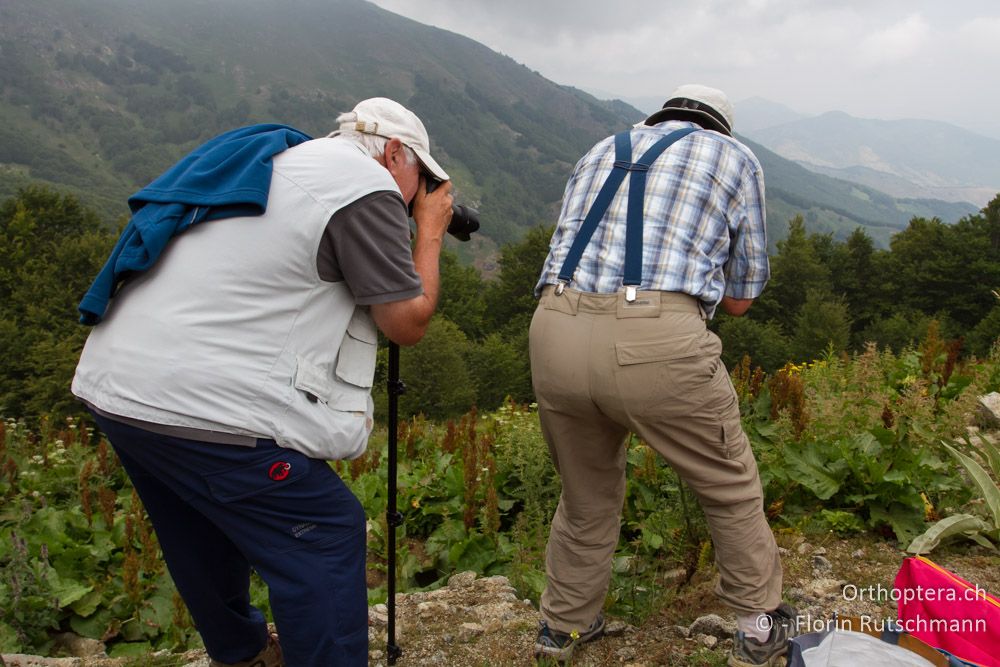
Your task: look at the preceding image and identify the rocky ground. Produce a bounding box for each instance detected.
[4,533,998,667]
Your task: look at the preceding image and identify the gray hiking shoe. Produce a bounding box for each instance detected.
[534,613,605,663]
[728,604,797,667]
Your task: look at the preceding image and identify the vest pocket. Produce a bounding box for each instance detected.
[335,309,378,389]
[294,356,369,412]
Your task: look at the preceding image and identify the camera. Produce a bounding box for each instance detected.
[426,179,480,242]
[447,204,480,242]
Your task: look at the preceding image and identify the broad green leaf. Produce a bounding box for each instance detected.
[69,589,103,618]
[517,568,547,599]
[141,591,174,632]
[641,529,663,551]
[906,514,990,554]
[966,532,998,551]
[753,422,779,439]
[784,446,844,500]
[51,576,93,607]
[70,608,112,640]
[852,432,881,457]
[870,504,924,544]
[944,442,1000,529]
[882,469,909,483]
[108,640,153,658]
[975,440,1000,480]
[120,617,144,642]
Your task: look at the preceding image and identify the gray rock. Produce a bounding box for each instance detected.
[978,392,1000,427]
[0,657,81,667]
[447,571,478,589]
[688,613,737,640]
[615,646,637,661]
[697,633,718,648]
[604,620,635,636]
[50,634,106,659]
[812,554,833,573]
[458,622,484,641]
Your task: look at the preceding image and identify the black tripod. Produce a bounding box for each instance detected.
[383,198,479,664]
[386,341,405,664]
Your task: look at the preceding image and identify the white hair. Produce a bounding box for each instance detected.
[330,112,418,165]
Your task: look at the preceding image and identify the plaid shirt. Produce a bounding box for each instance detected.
[535,120,769,318]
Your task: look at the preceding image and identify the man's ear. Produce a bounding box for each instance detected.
[383,137,404,170]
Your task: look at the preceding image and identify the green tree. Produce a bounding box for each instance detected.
[399,315,477,419]
[789,290,852,362]
[858,309,933,354]
[0,187,115,418]
[484,225,553,337]
[751,216,830,331]
[968,304,1000,358]
[826,227,889,348]
[885,203,1000,330]
[438,248,487,340]
[466,333,531,410]
[717,315,791,373]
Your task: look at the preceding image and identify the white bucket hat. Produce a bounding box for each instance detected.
[331,97,450,181]
[642,84,735,136]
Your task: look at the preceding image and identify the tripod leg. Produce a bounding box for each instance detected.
[386,342,405,664]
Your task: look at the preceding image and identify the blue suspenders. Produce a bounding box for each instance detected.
[555,128,697,302]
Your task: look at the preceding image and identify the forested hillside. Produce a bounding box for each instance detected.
[0,0,638,250]
[0,0,977,254]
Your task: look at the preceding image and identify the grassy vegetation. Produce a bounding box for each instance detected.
[3,332,998,654]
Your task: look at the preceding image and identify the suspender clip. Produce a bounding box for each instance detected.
[554,281,566,296]
[625,285,637,303]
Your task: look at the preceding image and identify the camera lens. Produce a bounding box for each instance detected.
[448,204,480,242]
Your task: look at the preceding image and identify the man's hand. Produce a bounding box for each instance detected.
[411,177,453,241]
[720,296,754,317]
[371,177,453,345]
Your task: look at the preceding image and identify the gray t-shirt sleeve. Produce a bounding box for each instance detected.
[317,190,424,305]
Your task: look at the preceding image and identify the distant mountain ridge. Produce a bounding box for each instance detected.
[0,0,984,253]
[743,107,1000,209]
[733,97,807,134]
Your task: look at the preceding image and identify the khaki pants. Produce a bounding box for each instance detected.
[529,287,782,633]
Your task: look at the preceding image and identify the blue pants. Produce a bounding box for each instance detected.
[93,414,368,666]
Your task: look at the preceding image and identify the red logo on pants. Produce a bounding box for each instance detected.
[268,461,291,481]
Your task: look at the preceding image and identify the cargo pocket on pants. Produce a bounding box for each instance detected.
[203,449,311,503]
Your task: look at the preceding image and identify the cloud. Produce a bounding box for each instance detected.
[957,16,1000,54]
[369,0,1000,137]
[854,14,930,66]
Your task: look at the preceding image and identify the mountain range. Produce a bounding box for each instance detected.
[0,0,987,255]
[737,98,1000,210]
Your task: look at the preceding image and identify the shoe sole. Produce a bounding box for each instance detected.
[727,654,787,667]
[533,626,605,664]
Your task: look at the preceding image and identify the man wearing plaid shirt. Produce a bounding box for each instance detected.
[530,85,793,667]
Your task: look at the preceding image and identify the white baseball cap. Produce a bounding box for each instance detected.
[643,84,735,136]
[332,97,450,181]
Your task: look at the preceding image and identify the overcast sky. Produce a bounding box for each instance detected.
[369,0,1000,139]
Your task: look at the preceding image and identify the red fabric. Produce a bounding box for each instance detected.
[895,556,1000,667]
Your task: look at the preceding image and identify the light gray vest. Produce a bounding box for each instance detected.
[73,138,399,460]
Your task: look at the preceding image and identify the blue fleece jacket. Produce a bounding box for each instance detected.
[78,124,312,325]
